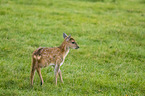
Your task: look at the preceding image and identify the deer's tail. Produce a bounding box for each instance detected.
[32,47,43,68]
[33,47,43,60]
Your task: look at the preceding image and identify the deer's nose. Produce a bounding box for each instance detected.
[76,46,79,49]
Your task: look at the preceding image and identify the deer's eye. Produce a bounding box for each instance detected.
[72,42,75,44]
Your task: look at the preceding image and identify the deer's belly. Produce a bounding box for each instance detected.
[38,62,48,68]
[38,62,55,68]
[49,63,55,66]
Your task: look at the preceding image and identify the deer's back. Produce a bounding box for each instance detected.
[32,47,63,68]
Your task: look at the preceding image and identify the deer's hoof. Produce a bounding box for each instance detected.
[40,81,44,86]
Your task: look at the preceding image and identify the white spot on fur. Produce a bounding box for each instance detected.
[64,50,69,59]
[61,49,69,66]
[49,63,55,66]
[60,61,64,66]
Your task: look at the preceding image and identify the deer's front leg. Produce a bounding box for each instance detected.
[58,69,63,83]
[54,64,60,85]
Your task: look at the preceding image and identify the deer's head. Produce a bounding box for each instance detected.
[63,33,79,49]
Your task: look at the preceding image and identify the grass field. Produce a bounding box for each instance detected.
[0,0,145,95]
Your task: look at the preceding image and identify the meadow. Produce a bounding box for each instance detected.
[0,0,145,95]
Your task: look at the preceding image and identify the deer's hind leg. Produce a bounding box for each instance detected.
[36,67,44,86]
[30,59,36,86]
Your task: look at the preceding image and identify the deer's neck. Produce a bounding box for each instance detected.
[59,41,69,59]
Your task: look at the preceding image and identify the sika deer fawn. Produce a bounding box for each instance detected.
[30,33,79,86]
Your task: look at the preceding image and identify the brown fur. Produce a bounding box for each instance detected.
[30,33,79,86]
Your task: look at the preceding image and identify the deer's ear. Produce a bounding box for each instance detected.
[63,33,67,39]
[66,35,71,41]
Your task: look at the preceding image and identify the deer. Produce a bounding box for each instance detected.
[30,33,79,86]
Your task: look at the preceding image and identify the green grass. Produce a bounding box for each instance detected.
[0,0,145,95]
